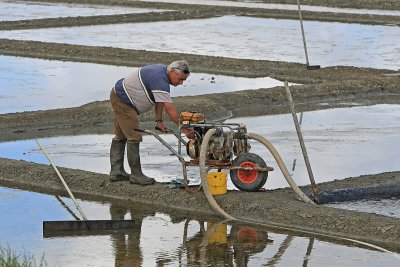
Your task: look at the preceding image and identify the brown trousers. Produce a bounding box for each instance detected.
[110,89,142,142]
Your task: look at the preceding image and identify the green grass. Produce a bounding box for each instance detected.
[0,246,46,267]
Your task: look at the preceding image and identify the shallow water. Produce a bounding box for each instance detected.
[0,186,398,266]
[0,0,168,21]
[326,198,400,219]
[1,16,398,70]
[138,0,400,16]
[1,104,398,191]
[0,55,290,114]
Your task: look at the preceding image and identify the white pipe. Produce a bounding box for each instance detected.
[196,131,396,255]
[245,133,315,204]
[199,128,236,220]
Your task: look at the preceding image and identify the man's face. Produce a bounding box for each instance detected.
[169,69,189,86]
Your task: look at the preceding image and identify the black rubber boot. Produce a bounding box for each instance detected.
[127,141,156,185]
[109,139,130,182]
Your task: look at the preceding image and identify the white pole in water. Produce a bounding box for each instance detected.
[36,139,88,220]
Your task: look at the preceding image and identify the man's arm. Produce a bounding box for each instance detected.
[162,102,194,138]
[163,102,180,125]
[155,102,164,122]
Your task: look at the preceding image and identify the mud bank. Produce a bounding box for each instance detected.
[0,157,399,251]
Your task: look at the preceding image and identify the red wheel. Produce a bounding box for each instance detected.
[230,153,268,192]
[237,162,258,184]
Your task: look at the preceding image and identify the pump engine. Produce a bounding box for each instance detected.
[180,112,272,192]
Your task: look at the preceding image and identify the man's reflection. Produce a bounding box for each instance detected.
[109,204,153,267]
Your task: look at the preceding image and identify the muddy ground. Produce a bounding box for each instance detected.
[0,0,400,251]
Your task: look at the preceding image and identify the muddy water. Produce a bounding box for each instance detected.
[1,104,398,190]
[1,16,399,70]
[0,186,398,267]
[0,55,290,114]
[0,0,168,21]
[138,0,400,16]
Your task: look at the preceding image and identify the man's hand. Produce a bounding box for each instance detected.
[182,128,195,139]
[156,121,169,132]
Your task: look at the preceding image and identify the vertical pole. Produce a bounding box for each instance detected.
[284,82,319,203]
[296,0,320,70]
[296,0,310,66]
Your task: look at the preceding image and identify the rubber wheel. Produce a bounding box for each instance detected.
[230,153,268,192]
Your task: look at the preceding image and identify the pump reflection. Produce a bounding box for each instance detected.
[180,219,274,266]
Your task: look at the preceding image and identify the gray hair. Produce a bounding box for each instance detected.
[167,60,190,74]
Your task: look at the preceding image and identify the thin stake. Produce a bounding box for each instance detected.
[296,0,320,70]
[35,139,88,220]
[284,82,319,203]
[296,0,310,66]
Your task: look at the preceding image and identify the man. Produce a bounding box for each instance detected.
[109,60,193,185]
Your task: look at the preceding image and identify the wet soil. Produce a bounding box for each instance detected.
[0,0,400,251]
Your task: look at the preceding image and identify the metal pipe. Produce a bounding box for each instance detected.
[35,139,88,220]
[134,128,189,188]
[284,82,319,203]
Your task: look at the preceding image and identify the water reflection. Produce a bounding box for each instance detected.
[0,55,287,114]
[0,0,168,21]
[1,16,399,69]
[0,186,397,266]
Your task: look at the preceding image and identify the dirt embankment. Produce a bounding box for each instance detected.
[0,0,400,252]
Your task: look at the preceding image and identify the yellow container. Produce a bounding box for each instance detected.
[207,172,227,195]
[207,222,228,244]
